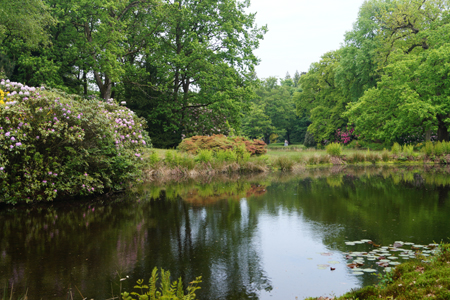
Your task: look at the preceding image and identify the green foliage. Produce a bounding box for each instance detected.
[196,149,214,164]
[122,267,202,300]
[0,81,151,204]
[214,149,237,163]
[435,141,444,156]
[242,77,308,144]
[348,152,366,163]
[303,131,316,148]
[391,143,402,155]
[381,149,390,162]
[402,145,415,157]
[365,151,381,164]
[272,156,294,171]
[178,135,267,156]
[325,142,342,156]
[149,152,161,166]
[294,50,348,143]
[423,141,434,156]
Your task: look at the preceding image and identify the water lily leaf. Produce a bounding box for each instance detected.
[328,260,340,265]
[387,256,398,260]
[389,261,401,265]
[379,259,390,263]
[317,266,327,270]
[360,239,372,243]
[393,242,403,248]
[384,267,392,272]
[362,268,377,272]
[307,258,313,260]
[345,242,355,246]
[320,252,333,256]
[352,272,364,275]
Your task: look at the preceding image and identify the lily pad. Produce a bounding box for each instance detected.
[352,271,364,275]
[387,256,398,260]
[345,242,356,246]
[389,261,401,266]
[328,260,340,265]
[320,252,333,256]
[362,268,377,272]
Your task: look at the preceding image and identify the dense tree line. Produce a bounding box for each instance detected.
[296,0,450,145]
[0,0,266,148]
[241,71,310,144]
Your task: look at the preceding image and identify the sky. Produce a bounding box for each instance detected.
[247,0,367,80]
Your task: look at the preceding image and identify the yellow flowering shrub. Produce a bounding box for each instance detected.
[0,89,5,105]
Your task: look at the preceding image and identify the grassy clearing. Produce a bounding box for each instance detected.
[308,244,450,300]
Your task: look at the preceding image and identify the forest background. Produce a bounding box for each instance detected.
[2,0,450,149]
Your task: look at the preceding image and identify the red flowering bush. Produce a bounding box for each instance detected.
[178,134,266,155]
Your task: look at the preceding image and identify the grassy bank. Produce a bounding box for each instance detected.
[141,146,450,181]
[308,244,450,300]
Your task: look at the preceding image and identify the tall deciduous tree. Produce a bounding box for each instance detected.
[131,0,266,147]
[295,51,347,143]
[346,0,450,142]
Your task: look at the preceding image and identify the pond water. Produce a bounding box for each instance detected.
[1,166,450,299]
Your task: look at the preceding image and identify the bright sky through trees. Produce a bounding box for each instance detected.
[248,0,366,79]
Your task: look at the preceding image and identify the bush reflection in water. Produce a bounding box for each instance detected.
[1,166,450,299]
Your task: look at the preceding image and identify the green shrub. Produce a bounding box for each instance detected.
[272,156,294,170]
[435,141,444,156]
[122,267,201,300]
[348,152,365,163]
[326,142,342,156]
[196,149,213,163]
[319,155,331,164]
[303,131,316,147]
[391,142,401,155]
[422,141,434,156]
[366,151,380,164]
[402,144,415,157]
[149,151,160,166]
[443,141,450,154]
[178,134,266,155]
[381,149,390,162]
[0,81,150,204]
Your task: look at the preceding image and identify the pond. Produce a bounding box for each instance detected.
[1,166,450,299]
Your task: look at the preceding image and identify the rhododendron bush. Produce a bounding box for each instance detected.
[0,80,151,204]
[178,134,266,155]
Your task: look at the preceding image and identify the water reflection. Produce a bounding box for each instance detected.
[1,166,450,299]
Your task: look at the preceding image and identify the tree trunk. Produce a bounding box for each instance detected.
[437,115,449,141]
[425,129,431,141]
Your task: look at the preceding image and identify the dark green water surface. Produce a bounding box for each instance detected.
[2,166,450,299]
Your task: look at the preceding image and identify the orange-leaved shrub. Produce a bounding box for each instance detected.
[178,134,266,155]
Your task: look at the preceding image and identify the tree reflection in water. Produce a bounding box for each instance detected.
[2,166,450,299]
